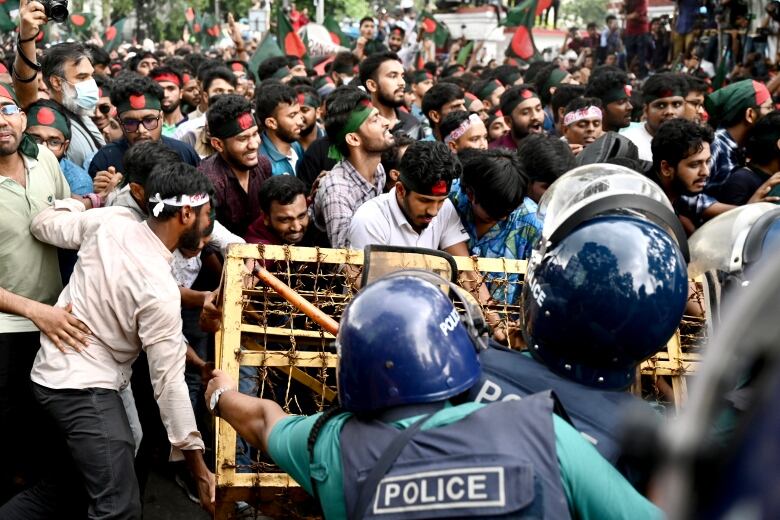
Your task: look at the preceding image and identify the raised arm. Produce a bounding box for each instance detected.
[13,0,47,108]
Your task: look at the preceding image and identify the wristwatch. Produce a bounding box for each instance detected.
[208,387,231,417]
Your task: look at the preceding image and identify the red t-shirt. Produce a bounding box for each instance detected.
[624,0,650,36]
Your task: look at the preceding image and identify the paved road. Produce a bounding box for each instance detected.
[143,471,210,520]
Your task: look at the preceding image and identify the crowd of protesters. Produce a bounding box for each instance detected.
[1,0,780,517]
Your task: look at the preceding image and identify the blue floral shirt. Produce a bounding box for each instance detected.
[450,184,542,304]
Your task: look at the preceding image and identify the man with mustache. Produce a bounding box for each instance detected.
[489,86,545,151]
[359,52,422,140]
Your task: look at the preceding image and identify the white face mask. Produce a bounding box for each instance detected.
[60,78,99,115]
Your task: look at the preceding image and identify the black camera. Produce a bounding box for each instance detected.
[42,0,69,24]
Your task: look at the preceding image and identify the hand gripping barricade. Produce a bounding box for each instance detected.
[521,163,690,391]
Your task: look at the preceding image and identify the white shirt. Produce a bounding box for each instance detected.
[620,122,654,162]
[29,200,204,455]
[349,187,468,250]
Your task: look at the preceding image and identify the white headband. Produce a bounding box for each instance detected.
[148,192,210,218]
[563,106,603,127]
[444,113,482,144]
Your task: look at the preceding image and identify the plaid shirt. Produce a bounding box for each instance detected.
[451,183,542,305]
[707,128,742,194]
[314,160,385,249]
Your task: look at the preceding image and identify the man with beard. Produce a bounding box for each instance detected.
[257,81,305,175]
[88,74,200,178]
[348,140,469,253]
[13,4,105,170]
[584,67,633,133]
[245,175,318,245]
[387,25,414,69]
[359,52,422,140]
[150,66,186,136]
[292,84,324,151]
[621,72,688,161]
[199,94,271,237]
[0,163,216,518]
[489,86,545,151]
[314,87,395,248]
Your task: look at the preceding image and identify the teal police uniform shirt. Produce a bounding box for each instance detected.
[267,401,663,520]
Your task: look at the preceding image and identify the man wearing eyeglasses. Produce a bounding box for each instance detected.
[87,73,200,180]
[25,99,92,196]
[0,81,93,503]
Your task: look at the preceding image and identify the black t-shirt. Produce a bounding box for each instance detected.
[87,136,200,178]
[296,136,337,192]
[719,165,770,206]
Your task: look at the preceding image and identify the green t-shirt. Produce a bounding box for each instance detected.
[267,401,662,520]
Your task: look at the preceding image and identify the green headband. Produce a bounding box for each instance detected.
[327,101,374,161]
[296,92,319,108]
[412,70,434,84]
[115,93,162,115]
[27,104,71,139]
[543,68,568,93]
[271,66,291,80]
[602,84,632,105]
[476,80,502,100]
[210,111,257,140]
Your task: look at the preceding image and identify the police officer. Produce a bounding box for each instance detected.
[652,209,780,519]
[206,271,661,519]
[468,164,691,482]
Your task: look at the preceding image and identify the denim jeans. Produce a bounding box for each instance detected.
[0,384,141,519]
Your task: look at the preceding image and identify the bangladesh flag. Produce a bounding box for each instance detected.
[104,18,127,52]
[68,12,95,38]
[249,31,283,79]
[324,15,347,46]
[503,0,541,62]
[420,12,449,47]
[277,9,306,57]
[196,13,221,48]
[0,0,19,32]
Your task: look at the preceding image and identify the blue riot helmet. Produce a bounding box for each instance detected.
[337,271,489,413]
[522,164,689,390]
[688,204,780,327]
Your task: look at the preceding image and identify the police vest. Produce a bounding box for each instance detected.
[339,393,570,519]
[468,344,656,472]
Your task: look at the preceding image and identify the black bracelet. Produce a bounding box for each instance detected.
[18,30,40,44]
[11,63,37,84]
[16,42,42,72]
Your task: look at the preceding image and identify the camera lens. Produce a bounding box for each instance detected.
[50,0,68,23]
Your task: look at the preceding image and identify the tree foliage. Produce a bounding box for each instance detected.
[559,0,607,27]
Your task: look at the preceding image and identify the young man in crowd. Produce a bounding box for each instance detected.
[561,97,605,156]
[314,87,395,248]
[409,69,435,128]
[469,78,505,113]
[0,164,216,518]
[353,16,387,60]
[92,76,116,136]
[450,149,541,304]
[199,94,271,237]
[533,64,578,134]
[150,66,186,136]
[518,133,577,207]
[440,111,489,153]
[485,107,510,143]
[720,111,780,205]
[25,99,93,194]
[584,67,633,133]
[174,65,237,150]
[704,79,774,199]
[256,81,305,176]
[0,82,92,504]
[245,175,319,246]
[292,84,324,151]
[490,86,545,151]
[257,56,293,84]
[360,52,422,140]
[683,75,708,125]
[88,73,200,178]
[621,72,688,161]
[550,84,586,137]
[421,81,467,140]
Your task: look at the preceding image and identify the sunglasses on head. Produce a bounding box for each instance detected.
[120,115,160,133]
[97,104,112,115]
[0,104,21,116]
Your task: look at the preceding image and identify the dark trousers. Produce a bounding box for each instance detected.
[625,33,649,78]
[0,331,47,503]
[0,383,142,519]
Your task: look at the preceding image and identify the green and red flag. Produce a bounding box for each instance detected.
[420,12,449,47]
[0,0,19,32]
[196,13,221,47]
[277,8,306,57]
[503,0,541,62]
[68,12,95,38]
[104,18,127,52]
[324,15,348,46]
[248,31,283,79]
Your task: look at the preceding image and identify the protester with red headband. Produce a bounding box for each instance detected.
[490,85,544,151]
[150,66,186,136]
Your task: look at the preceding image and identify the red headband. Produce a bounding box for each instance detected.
[431,180,448,195]
[754,80,771,107]
[152,73,181,87]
